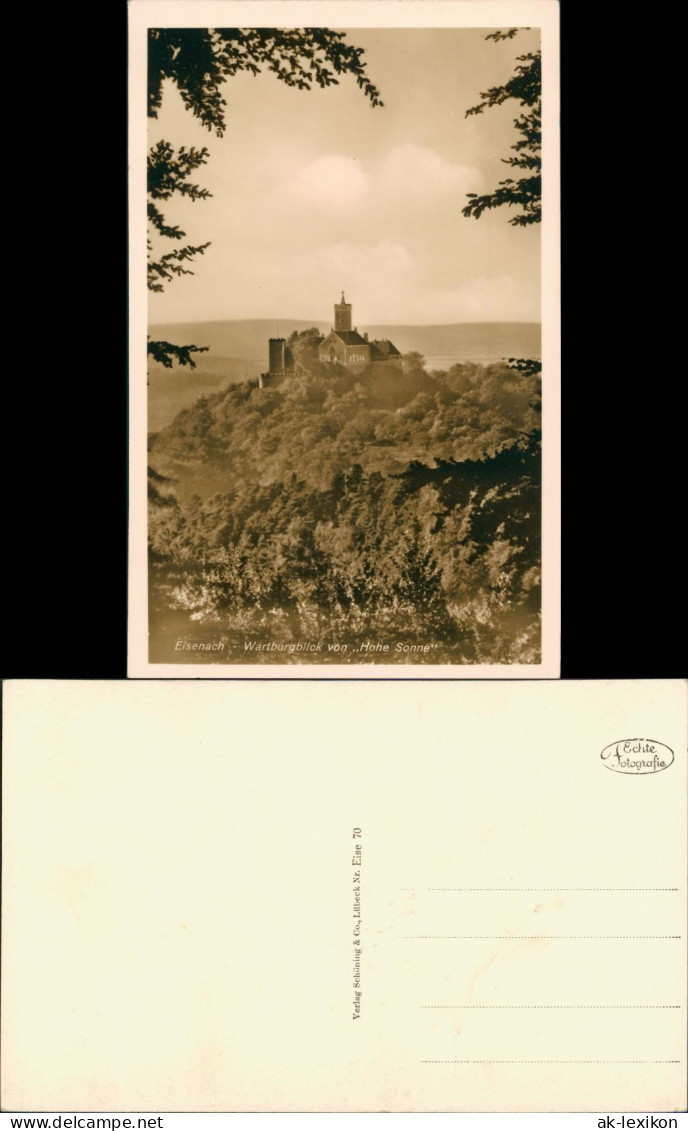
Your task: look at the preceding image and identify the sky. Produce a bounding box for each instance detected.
[148,27,541,326]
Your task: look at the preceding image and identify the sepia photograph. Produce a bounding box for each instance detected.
[129,0,560,676]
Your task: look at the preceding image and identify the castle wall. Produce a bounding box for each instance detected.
[319,332,347,366]
[318,336,372,370]
[344,344,370,369]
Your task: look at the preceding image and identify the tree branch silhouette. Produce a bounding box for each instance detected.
[462,29,541,227]
[147,28,383,371]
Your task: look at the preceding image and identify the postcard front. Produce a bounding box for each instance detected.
[128,0,560,677]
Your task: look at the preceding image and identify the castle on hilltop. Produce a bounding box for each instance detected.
[259,294,402,387]
[318,293,402,371]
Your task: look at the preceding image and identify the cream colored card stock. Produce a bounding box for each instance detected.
[2,680,686,1112]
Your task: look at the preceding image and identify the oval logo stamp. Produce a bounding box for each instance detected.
[600,738,674,775]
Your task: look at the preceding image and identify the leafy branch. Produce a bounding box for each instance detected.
[506,358,541,377]
[147,339,209,369]
[148,28,383,133]
[147,27,383,371]
[462,31,541,226]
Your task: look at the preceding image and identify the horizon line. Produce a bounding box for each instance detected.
[148,317,542,329]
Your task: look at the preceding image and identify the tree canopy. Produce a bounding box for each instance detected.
[148,352,541,664]
[147,29,383,370]
[462,29,541,227]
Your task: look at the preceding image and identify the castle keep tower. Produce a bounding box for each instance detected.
[334,292,352,333]
[268,338,286,375]
[259,337,287,387]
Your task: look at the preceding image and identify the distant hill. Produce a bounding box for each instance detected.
[150,318,541,362]
[148,356,262,433]
[149,320,329,363]
[147,319,541,431]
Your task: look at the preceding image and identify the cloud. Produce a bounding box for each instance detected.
[184,240,416,322]
[151,142,537,324]
[281,145,482,221]
[149,235,540,324]
[379,144,483,202]
[314,240,414,275]
[284,155,368,211]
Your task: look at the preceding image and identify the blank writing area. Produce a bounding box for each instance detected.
[354,681,687,1111]
[378,888,683,1107]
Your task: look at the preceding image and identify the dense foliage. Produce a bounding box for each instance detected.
[148,348,541,664]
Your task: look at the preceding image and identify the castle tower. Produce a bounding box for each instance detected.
[334,292,352,333]
[268,337,286,375]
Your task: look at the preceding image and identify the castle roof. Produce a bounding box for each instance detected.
[370,339,402,360]
[330,329,369,346]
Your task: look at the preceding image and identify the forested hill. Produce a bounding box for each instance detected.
[148,353,542,665]
[149,358,539,498]
[147,320,540,431]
